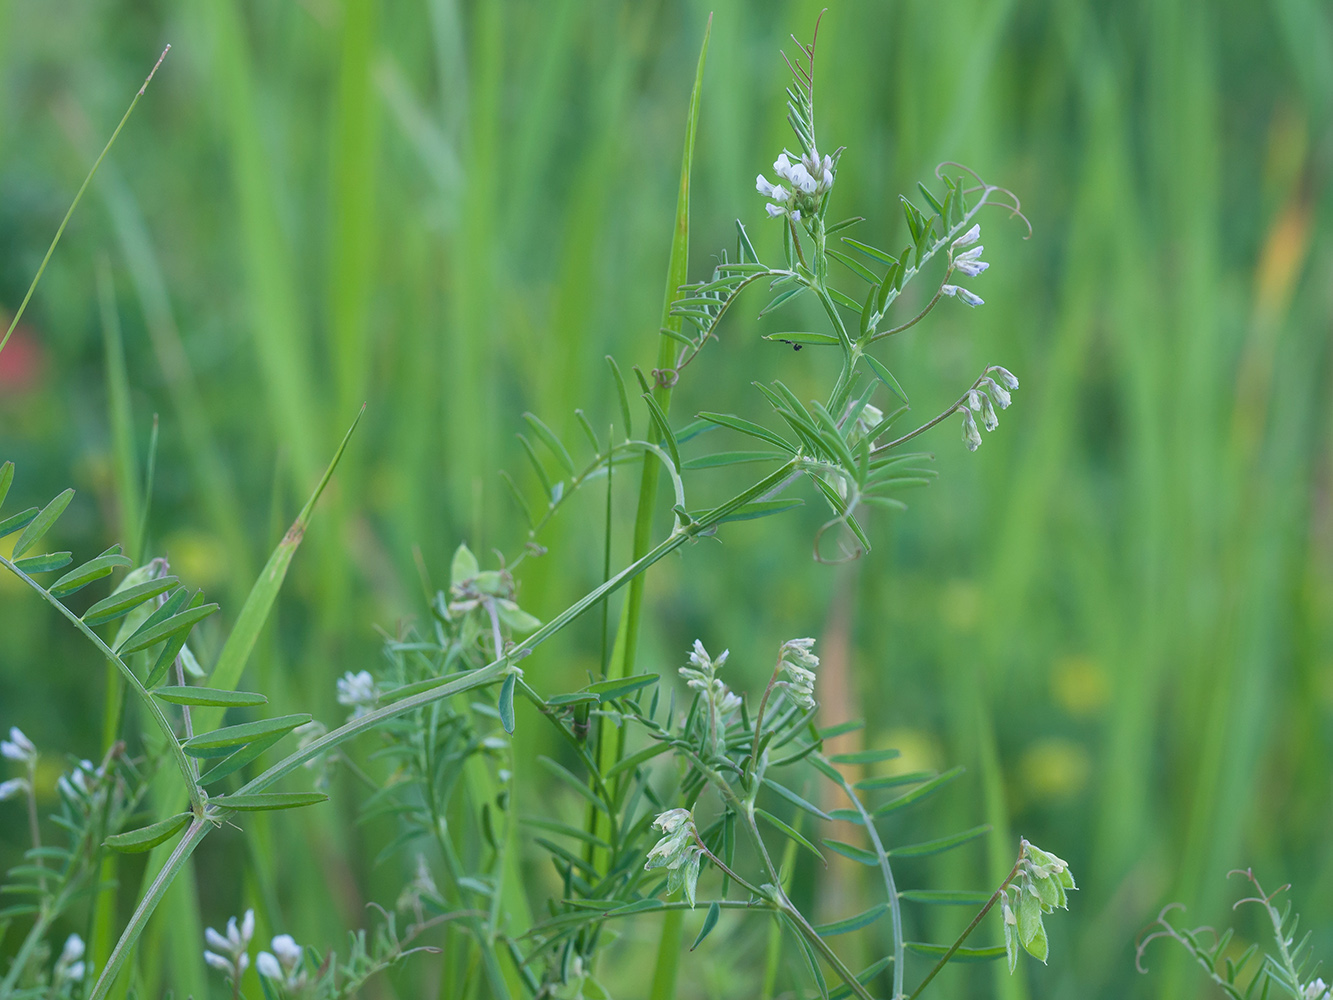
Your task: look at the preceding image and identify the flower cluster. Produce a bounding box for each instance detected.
[57,759,104,802]
[644,808,703,908]
[1000,841,1076,971]
[204,909,255,982]
[776,637,819,711]
[336,669,378,719]
[756,148,836,222]
[680,640,743,758]
[257,933,307,992]
[680,640,742,715]
[958,366,1020,452]
[1305,979,1330,1000]
[941,225,988,307]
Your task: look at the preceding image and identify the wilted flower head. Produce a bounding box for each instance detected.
[644,809,703,908]
[776,638,819,711]
[757,148,836,223]
[257,933,306,990]
[1,727,36,765]
[336,670,378,718]
[204,909,254,981]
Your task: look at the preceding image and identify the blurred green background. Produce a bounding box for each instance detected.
[2,0,1332,996]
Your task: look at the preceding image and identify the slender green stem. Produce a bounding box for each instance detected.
[736,808,875,1000]
[812,752,907,999]
[870,375,989,458]
[866,273,950,344]
[1,47,170,358]
[0,554,203,811]
[905,849,1026,1000]
[0,893,60,995]
[87,817,210,1000]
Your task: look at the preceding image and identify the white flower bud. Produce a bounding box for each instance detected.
[765,203,785,218]
[65,962,85,982]
[256,952,283,980]
[204,951,233,973]
[991,366,1019,390]
[978,392,999,431]
[756,174,778,197]
[941,285,984,307]
[60,934,85,963]
[271,934,302,969]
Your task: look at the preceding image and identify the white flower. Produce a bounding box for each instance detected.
[336,670,378,718]
[272,934,302,967]
[758,148,836,221]
[977,392,999,431]
[952,223,981,249]
[991,366,1019,391]
[967,390,983,411]
[953,244,989,277]
[204,910,254,982]
[1303,978,1328,999]
[981,377,1012,409]
[0,778,28,801]
[941,284,984,307]
[1,727,35,764]
[960,408,982,452]
[54,933,86,983]
[777,638,819,711]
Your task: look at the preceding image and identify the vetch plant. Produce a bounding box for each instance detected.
[0,14,1069,1000]
[1139,870,1329,1000]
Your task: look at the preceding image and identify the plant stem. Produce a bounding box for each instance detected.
[870,375,989,457]
[0,554,203,811]
[905,849,1026,1000]
[87,817,209,1000]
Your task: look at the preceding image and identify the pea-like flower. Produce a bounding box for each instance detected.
[941,284,984,308]
[757,148,836,222]
[959,408,983,452]
[1303,978,1329,999]
[644,809,703,908]
[776,637,819,711]
[204,909,254,982]
[958,368,1021,452]
[336,670,378,719]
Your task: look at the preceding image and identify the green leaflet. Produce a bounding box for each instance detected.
[104,813,192,854]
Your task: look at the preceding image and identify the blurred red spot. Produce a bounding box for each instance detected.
[0,318,45,392]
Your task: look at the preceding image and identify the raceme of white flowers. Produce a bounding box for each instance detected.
[941,225,988,307]
[775,638,819,711]
[958,366,1021,452]
[680,640,743,758]
[643,808,703,908]
[204,909,255,981]
[336,669,378,719]
[756,148,836,222]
